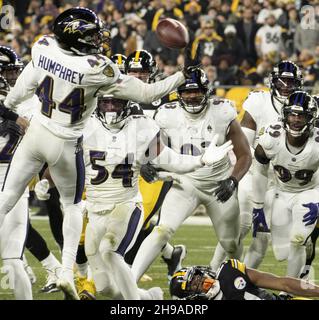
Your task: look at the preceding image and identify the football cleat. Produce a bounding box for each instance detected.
[40,271,60,293]
[140,274,153,282]
[57,278,80,300]
[162,245,187,280]
[76,276,96,300]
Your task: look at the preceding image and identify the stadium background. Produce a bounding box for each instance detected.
[0,0,318,299]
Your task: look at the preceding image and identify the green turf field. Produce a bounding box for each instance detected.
[0,218,318,300]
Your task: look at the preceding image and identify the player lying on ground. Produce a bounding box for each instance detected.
[170,259,319,300]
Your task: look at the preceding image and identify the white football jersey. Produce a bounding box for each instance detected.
[5,35,185,140]
[255,25,282,56]
[259,123,319,192]
[83,115,159,212]
[154,99,237,189]
[243,90,282,148]
[5,35,121,139]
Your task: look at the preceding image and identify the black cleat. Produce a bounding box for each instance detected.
[162,245,187,280]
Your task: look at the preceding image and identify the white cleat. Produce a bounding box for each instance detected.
[57,278,80,300]
[40,271,60,293]
[140,274,153,282]
[148,287,164,300]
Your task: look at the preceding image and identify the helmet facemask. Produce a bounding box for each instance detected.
[179,88,208,114]
[96,96,130,128]
[282,93,317,138]
[272,76,301,103]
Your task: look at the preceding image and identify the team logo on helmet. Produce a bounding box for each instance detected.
[0,54,10,64]
[63,19,96,35]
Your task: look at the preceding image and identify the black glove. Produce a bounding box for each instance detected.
[140,163,158,183]
[214,176,238,203]
[183,46,201,78]
[0,119,23,137]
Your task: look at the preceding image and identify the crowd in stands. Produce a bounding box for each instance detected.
[2,0,319,114]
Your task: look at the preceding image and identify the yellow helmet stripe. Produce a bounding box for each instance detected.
[118,55,122,65]
[134,50,141,62]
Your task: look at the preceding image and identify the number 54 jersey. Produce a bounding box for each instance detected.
[83,115,160,213]
[259,123,319,192]
[154,99,237,190]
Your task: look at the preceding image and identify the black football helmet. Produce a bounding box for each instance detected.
[177,68,210,114]
[125,50,157,83]
[110,54,127,74]
[269,61,303,103]
[53,7,108,55]
[282,91,317,137]
[96,94,131,127]
[0,46,23,87]
[170,266,216,299]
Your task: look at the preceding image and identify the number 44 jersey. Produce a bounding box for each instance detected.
[83,115,160,213]
[259,123,319,193]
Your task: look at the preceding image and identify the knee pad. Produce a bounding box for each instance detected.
[219,239,238,256]
[290,234,307,247]
[99,232,117,254]
[272,243,289,261]
[154,225,174,244]
[85,223,100,257]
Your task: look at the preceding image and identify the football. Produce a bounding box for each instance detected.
[156,18,190,49]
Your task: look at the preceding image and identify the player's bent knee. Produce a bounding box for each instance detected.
[99,232,117,254]
[272,246,289,261]
[290,234,306,247]
[220,239,238,255]
[154,224,174,244]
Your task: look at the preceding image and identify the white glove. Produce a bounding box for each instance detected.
[157,172,181,184]
[201,134,233,166]
[34,179,50,200]
[206,280,223,300]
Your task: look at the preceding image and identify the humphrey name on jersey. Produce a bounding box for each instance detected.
[37,54,84,85]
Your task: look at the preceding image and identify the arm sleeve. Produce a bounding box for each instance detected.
[251,157,269,207]
[5,61,39,111]
[150,145,203,174]
[241,127,256,148]
[98,72,185,104]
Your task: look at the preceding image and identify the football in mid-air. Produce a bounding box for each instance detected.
[156,18,189,49]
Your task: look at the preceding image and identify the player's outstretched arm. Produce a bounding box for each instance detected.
[247,267,319,298]
[145,131,233,174]
[5,62,39,111]
[100,72,186,104]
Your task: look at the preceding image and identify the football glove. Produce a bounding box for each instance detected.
[201,134,233,166]
[140,163,158,183]
[214,176,238,203]
[0,119,23,138]
[34,179,51,201]
[302,203,319,226]
[252,207,270,237]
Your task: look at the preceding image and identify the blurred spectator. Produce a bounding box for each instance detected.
[126,18,148,53]
[257,0,283,24]
[184,1,201,33]
[151,0,184,31]
[141,0,163,30]
[111,22,130,56]
[255,14,283,62]
[191,20,222,60]
[294,8,319,55]
[39,0,59,18]
[215,56,239,86]
[236,7,260,63]
[213,24,245,66]
[299,49,318,88]
[281,6,299,57]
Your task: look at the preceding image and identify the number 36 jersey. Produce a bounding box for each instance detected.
[154,99,237,189]
[83,115,159,212]
[259,123,319,193]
